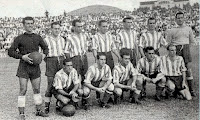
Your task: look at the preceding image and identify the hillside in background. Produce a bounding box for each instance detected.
[67,5,124,15]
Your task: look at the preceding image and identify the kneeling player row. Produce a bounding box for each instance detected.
[47,45,192,117]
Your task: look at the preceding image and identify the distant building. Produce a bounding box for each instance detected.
[140,0,190,10]
[140,1,157,10]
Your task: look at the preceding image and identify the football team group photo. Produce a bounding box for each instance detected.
[0,0,199,120]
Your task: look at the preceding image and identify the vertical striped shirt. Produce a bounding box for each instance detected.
[113,62,139,84]
[64,33,88,57]
[53,68,80,90]
[84,63,112,84]
[92,32,117,52]
[137,55,161,75]
[44,35,65,57]
[116,29,138,49]
[160,55,187,76]
[138,31,168,50]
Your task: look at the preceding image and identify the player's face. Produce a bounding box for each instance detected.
[52,24,60,37]
[98,55,106,67]
[23,20,34,33]
[146,50,155,61]
[148,19,156,31]
[168,46,176,57]
[122,55,130,66]
[176,14,184,26]
[74,22,83,33]
[63,61,73,73]
[123,19,132,29]
[99,22,108,34]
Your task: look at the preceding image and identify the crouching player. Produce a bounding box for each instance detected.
[161,45,192,100]
[137,46,166,101]
[113,49,142,104]
[52,58,83,111]
[82,52,114,110]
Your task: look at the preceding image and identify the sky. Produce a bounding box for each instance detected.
[0,0,198,17]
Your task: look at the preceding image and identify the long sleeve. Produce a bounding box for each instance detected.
[39,36,49,56]
[8,37,23,59]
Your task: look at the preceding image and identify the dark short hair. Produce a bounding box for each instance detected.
[51,21,60,28]
[97,52,106,59]
[148,17,156,24]
[123,17,133,23]
[120,48,131,58]
[22,16,34,24]
[63,58,72,65]
[98,20,107,26]
[175,11,184,19]
[167,44,176,50]
[72,19,81,27]
[144,46,155,53]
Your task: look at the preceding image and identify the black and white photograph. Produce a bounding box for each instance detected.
[0,0,199,119]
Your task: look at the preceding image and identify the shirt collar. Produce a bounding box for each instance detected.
[166,55,179,61]
[94,63,106,70]
[177,24,186,28]
[49,34,60,39]
[144,55,156,62]
[61,68,72,76]
[24,32,34,35]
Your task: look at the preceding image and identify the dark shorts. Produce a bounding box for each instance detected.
[52,83,74,99]
[45,56,65,77]
[71,54,88,80]
[91,81,101,87]
[16,60,41,80]
[119,80,129,92]
[166,76,184,91]
[97,51,114,69]
[176,44,192,64]
[142,72,160,86]
[142,71,159,79]
[120,48,137,67]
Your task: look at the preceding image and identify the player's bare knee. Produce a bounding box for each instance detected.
[137,76,144,85]
[61,98,70,105]
[77,89,83,96]
[114,88,122,96]
[83,87,90,97]
[166,82,175,91]
[158,77,166,87]
[107,83,114,92]
[161,77,166,83]
[136,81,143,90]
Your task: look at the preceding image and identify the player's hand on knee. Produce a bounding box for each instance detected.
[97,88,105,93]
[145,78,152,83]
[69,91,76,96]
[22,53,33,64]
[69,91,78,97]
[129,85,136,91]
[72,93,78,99]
